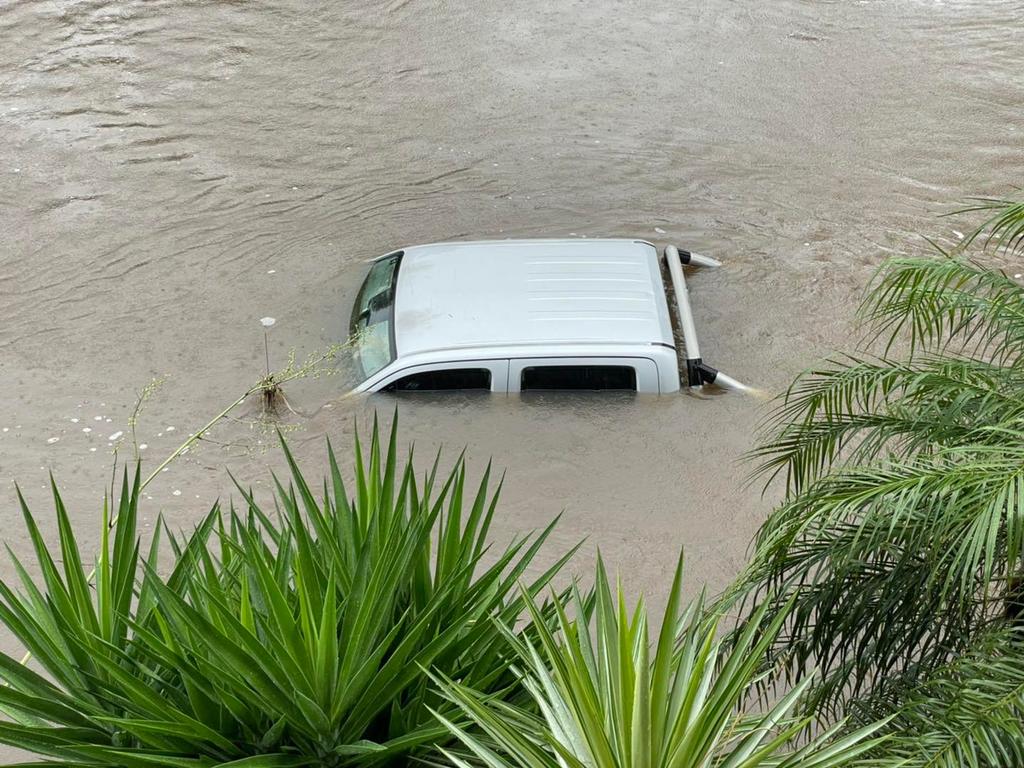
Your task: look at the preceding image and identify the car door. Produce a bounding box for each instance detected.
[508,357,660,394]
[371,360,510,393]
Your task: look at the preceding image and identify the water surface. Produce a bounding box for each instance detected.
[1,0,1021,719]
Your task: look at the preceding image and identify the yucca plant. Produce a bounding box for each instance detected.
[0,416,575,766]
[431,553,886,768]
[739,197,1024,764]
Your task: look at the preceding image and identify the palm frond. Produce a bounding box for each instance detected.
[955,196,1024,255]
[860,253,1024,363]
[752,353,1024,492]
[745,439,1024,717]
[744,246,1024,723]
[853,625,1024,768]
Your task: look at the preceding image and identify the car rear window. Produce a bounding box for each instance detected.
[521,365,637,391]
[384,368,492,392]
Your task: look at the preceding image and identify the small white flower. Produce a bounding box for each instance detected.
[260,317,276,328]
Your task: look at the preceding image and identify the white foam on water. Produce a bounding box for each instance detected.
[108,431,123,440]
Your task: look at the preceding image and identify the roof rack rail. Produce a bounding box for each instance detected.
[664,245,751,395]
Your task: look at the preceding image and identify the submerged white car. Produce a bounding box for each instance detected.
[349,239,745,395]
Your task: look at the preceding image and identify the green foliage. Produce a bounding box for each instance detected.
[432,553,887,768]
[957,196,1024,255]
[742,199,1024,765]
[0,416,574,766]
[746,252,1024,713]
[854,625,1024,768]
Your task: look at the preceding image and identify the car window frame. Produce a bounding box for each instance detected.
[507,357,660,394]
[370,360,510,393]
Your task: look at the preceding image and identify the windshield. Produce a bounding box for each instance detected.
[350,251,402,381]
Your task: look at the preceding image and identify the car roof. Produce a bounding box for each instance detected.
[391,239,675,358]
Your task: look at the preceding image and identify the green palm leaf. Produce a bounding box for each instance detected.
[740,205,1024,760]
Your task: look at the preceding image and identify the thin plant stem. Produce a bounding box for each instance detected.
[16,342,348,669]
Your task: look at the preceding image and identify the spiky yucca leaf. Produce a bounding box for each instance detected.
[0,416,574,767]
[432,553,887,768]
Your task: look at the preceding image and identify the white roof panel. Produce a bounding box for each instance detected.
[392,239,674,357]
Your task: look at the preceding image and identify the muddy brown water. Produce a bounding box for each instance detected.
[1,0,1022,757]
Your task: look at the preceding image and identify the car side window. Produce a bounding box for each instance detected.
[383,368,492,392]
[520,365,637,391]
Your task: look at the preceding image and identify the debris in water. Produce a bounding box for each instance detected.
[166,426,176,432]
[89,447,97,452]
[654,227,666,234]
[267,269,276,274]
[260,317,276,328]
[1016,273,1023,279]
[70,417,79,423]
[108,431,123,441]
[82,427,92,433]
[94,416,102,421]
[46,437,59,444]
[172,490,181,496]
[1,428,7,433]
[139,443,148,450]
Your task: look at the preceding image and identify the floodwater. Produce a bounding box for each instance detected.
[0,0,1021,731]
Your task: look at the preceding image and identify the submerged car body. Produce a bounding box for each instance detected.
[350,238,683,394]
